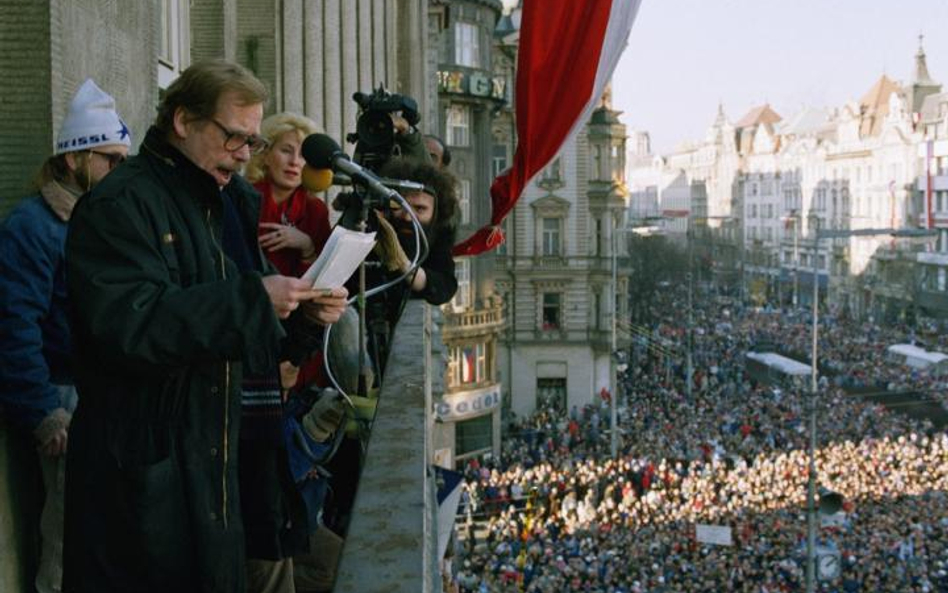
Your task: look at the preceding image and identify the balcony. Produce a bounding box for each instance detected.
[0,302,442,592]
[443,303,505,339]
[530,255,569,269]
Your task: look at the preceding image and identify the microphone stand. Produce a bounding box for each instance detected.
[357,190,370,398]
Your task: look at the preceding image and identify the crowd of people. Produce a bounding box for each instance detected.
[451,288,948,592]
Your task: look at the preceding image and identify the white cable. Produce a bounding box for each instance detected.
[322,191,430,402]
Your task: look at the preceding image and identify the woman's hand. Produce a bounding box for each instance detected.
[259,222,315,256]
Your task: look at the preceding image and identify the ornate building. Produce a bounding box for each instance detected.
[628,41,943,318]
[495,53,632,417]
[428,0,507,468]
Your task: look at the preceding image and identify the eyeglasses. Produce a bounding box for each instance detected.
[89,150,126,170]
[208,119,269,155]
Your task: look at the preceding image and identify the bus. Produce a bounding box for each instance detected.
[885,344,948,374]
[745,351,811,387]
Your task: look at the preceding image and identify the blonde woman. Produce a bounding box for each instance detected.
[246,112,331,278]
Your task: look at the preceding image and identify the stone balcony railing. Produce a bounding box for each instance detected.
[443,304,505,337]
[334,301,439,592]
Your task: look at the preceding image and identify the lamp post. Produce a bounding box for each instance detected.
[805,212,819,593]
[793,213,801,309]
[803,222,936,593]
[611,221,620,460]
[686,221,694,399]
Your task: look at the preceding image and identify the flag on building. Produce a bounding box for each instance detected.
[452,0,642,256]
[434,466,465,561]
[462,347,476,383]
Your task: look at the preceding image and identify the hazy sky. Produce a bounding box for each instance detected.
[611,0,948,155]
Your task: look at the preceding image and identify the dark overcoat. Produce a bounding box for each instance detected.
[63,127,286,593]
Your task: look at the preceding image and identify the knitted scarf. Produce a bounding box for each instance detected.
[219,187,285,444]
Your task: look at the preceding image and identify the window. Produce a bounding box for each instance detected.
[541,157,563,183]
[159,0,191,89]
[593,292,601,329]
[542,217,561,256]
[456,415,492,456]
[476,343,487,384]
[447,349,458,388]
[452,258,471,310]
[492,144,508,178]
[541,293,561,330]
[458,178,471,224]
[595,219,603,256]
[446,105,470,147]
[536,378,567,412]
[450,344,484,385]
[496,218,508,256]
[454,22,480,68]
[593,146,603,180]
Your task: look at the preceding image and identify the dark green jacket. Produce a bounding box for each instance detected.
[63,127,285,593]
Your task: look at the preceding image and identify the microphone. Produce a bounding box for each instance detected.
[301,134,398,201]
[301,165,334,193]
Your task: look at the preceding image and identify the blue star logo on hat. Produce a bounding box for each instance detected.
[117,120,130,141]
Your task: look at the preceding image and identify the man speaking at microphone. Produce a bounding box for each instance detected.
[63,60,346,593]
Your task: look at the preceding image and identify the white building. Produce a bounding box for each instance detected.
[628,42,942,315]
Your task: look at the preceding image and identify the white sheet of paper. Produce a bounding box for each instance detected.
[300,226,377,289]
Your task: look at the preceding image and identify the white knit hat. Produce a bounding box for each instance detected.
[54,79,131,155]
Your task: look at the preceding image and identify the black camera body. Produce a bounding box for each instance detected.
[336,85,420,231]
[346,85,419,173]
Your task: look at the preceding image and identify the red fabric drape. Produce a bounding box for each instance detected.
[452,0,616,256]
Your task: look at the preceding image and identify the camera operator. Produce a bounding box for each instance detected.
[389,113,432,165]
[359,157,459,374]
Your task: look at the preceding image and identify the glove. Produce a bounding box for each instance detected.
[301,389,348,443]
[373,215,411,273]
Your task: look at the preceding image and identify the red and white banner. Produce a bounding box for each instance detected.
[452,0,642,256]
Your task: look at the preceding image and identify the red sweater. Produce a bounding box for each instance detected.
[255,181,332,388]
[254,181,331,277]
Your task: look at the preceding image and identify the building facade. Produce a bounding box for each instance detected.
[494,15,632,421]
[911,43,948,320]
[628,42,943,319]
[428,0,507,468]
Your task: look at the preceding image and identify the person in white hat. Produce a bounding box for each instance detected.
[0,78,129,593]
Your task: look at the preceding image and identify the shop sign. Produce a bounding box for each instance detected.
[435,384,501,421]
[437,70,507,101]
